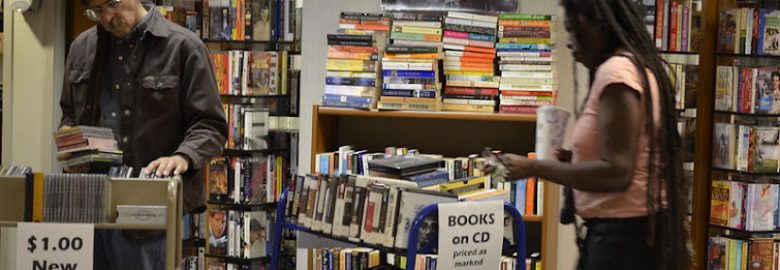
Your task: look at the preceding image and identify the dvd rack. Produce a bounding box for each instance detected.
[268,187,528,270]
[0,174,183,270]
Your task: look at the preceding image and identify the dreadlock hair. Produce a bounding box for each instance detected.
[560,0,689,269]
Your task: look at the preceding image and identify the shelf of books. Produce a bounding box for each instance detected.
[0,174,184,270]
[320,11,556,115]
[310,104,558,269]
[704,0,780,269]
[154,1,303,269]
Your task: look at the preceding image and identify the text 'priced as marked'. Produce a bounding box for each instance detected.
[16,222,94,270]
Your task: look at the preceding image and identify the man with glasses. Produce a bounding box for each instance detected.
[60,0,227,268]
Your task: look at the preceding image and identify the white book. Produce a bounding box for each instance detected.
[382,187,401,247]
[331,178,349,237]
[392,20,442,29]
[447,11,498,23]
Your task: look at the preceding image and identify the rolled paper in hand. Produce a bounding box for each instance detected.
[535,106,571,160]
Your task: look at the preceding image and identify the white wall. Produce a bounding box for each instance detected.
[2,0,65,172]
[296,1,587,269]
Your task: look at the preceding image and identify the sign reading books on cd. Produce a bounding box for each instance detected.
[437,200,503,270]
[16,222,94,270]
[381,0,517,12]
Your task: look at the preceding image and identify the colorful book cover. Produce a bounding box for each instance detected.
[710,180,730,226]
[718,9,738,53]
[759,9,780,55]
[708,236,727,270]
[716,66,735,112]
[246,51,279,95]
[746,183,779,231]
[208,158,229,201]
[753,127,780,173]
[207,209,228,256]
[713,123,737,170]
[749,239,774,269]
[728,181,746,229]
[753,67,780,115]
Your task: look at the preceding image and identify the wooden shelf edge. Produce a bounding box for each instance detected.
[316,106,537,122]
[522,215,544,222]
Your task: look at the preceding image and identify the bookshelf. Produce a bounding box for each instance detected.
[0,174,184,270]
[309,104,560,269]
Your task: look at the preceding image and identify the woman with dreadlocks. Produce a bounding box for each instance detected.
[484,0,689,269]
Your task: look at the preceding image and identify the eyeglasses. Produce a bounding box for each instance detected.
[84,0,123,21]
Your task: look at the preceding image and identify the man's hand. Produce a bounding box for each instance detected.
[145,154,190,177]
[57,125,90,173]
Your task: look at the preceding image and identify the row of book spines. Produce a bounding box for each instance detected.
[709,180,779,231]
[205,208,270,258]
[309,248,381,270]
[499,179,544,216]
[654,0,696,52]
[209,51,287,96]
[712,123,780,174]
[207,155,284,204]
[714,65,767,114]
[200,0,296,41]
[717,8,780,55]
[707,236,776,270]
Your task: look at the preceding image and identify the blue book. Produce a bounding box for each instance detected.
[325,77,376,87]
[322,99,373,109]
[322,94,374,104]
[407,170,450,187]
[382,70,436,78]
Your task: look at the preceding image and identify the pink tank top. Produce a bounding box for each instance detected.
[570,51,663,219]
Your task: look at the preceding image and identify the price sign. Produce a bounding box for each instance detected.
[16,222,94,270]
[438,201,503,270]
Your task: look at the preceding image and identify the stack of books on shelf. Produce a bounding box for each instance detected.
[707,236,779,270]
[208,155,288,204]
[210,50,280,96]
[322,12,390,109]
[441,11,499,113]
[206,208,271,264]
[713,122,780,174]
[376,13,444,112]
[715,65,780,115]
[710,180,779,232]
[54,126,123,170]
[286,146,525,254]
[496,14,556,115]
[718,8,780,55]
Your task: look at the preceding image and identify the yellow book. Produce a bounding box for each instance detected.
[380,96,439,104]
[377,101,440,112]
[392,25,443,35]
[439,176,488,193]
[498,37,553,44]
[326,59,377,72]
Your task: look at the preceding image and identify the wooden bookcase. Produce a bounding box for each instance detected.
[309,105,560,269]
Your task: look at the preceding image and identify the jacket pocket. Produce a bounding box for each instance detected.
[139,75,180,116]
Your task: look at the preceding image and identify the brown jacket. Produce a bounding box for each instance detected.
[60,11,227,213]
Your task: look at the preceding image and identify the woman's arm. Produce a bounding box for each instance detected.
[500,83,643,193]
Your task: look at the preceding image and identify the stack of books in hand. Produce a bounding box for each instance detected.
[54,126,123,170]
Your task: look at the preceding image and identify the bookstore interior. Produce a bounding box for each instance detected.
[8,0,780,269]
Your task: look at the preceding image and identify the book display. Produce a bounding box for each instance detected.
[0,174,185,270]
[704,1,780,269]
[154,0,303,268]
[306,105,558,269]
[319,11,558,114]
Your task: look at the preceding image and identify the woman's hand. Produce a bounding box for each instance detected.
[499,153,536,180]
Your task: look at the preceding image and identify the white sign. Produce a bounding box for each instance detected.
[16,223,94,270]
[438,200,504,270]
